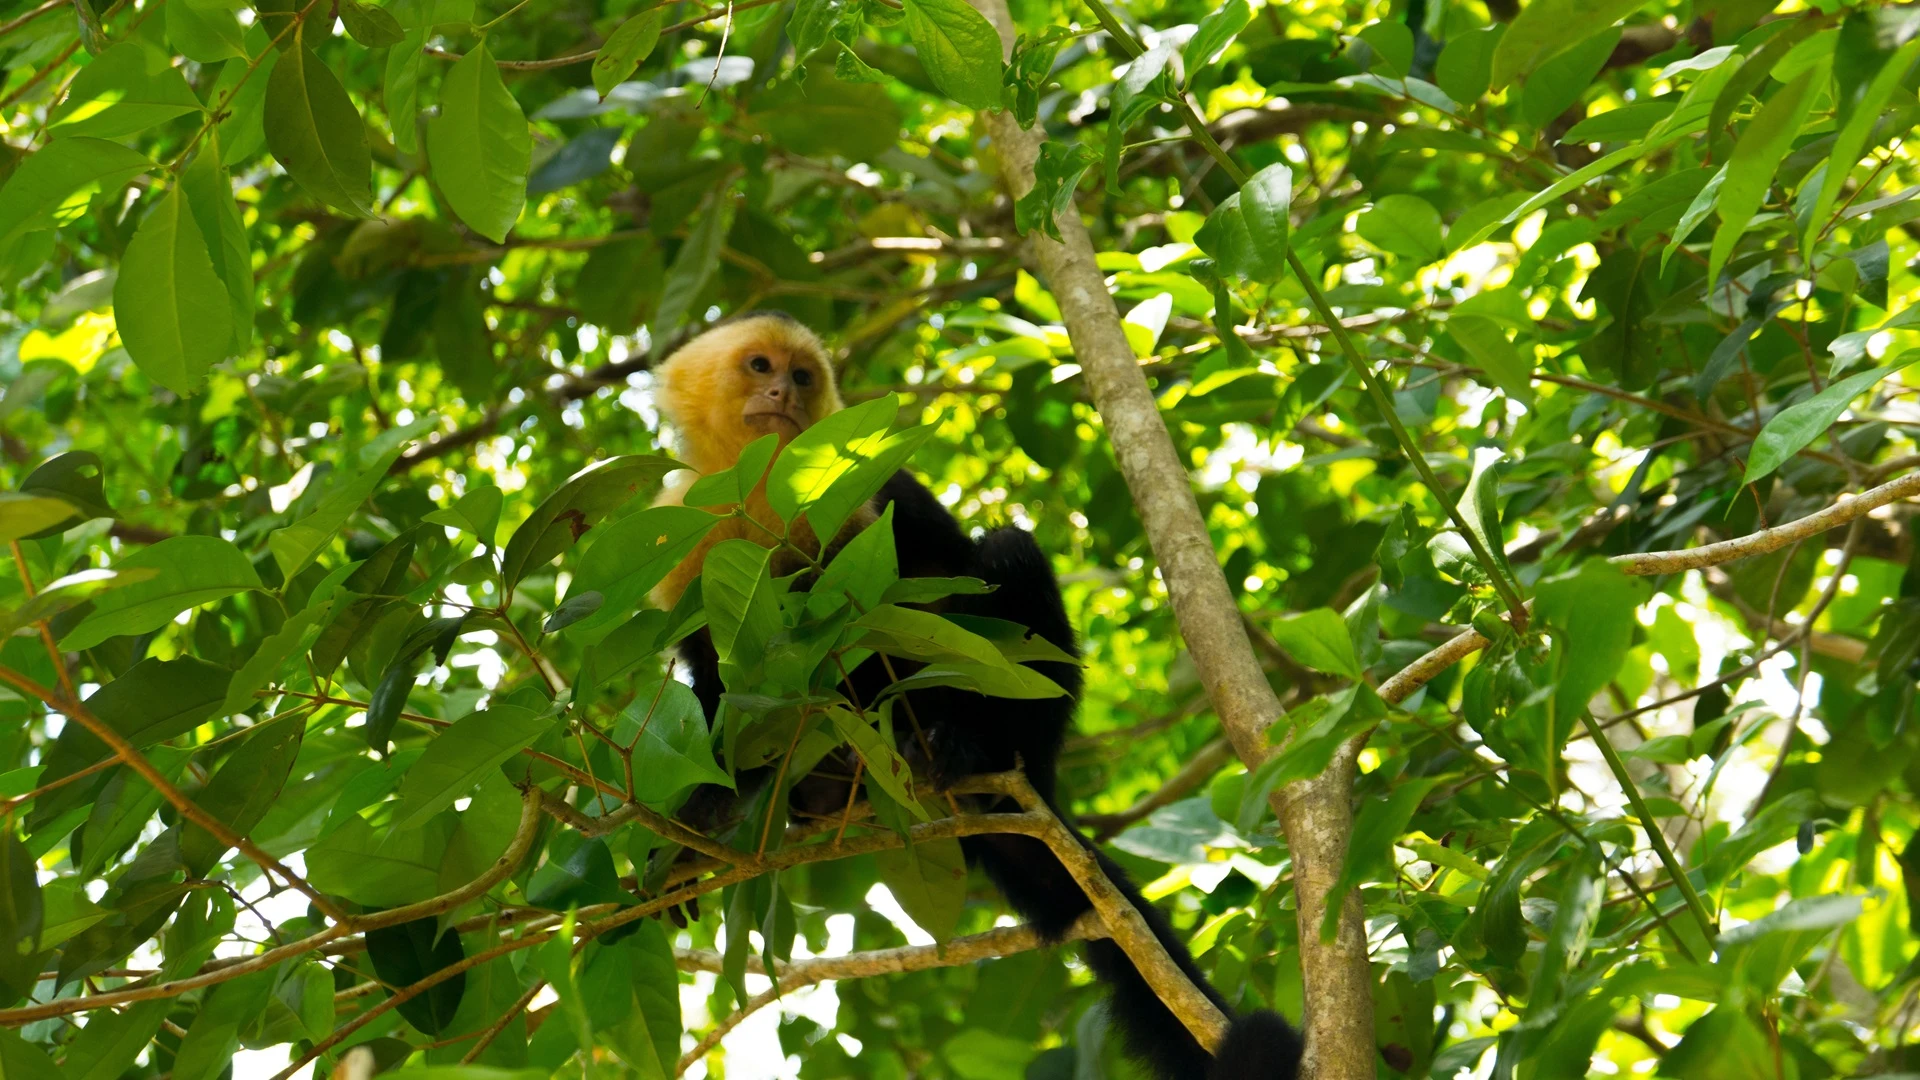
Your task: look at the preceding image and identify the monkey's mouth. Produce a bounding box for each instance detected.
[745,409,805,430]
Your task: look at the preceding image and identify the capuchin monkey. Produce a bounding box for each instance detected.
[650,311,1304,1080]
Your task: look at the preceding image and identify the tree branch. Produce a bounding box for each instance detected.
[1609,472,1920,576]
[962,0,1367,1072]
[674,912,1106,1075]
[947,773,1229,1047]
[0,663,348,923]
[0,786,543,1025]
[1079,736,1234,840]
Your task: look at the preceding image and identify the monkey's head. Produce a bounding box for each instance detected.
[655,312,842,472]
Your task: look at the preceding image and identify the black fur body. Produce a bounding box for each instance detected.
[677,470,1304,1080]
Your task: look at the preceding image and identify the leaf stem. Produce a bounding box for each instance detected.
[1577,709,1718,946]
[1080,0,1529,630]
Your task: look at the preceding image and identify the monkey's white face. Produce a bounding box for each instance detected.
[737,346,827,436]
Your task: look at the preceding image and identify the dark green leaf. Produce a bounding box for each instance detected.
[366,916,468,1035]
[265,45,375,216]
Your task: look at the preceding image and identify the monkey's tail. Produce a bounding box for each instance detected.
[968,833,1302,1080]
[1080,850,1304,1080]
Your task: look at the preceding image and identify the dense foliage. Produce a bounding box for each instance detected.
[5,0,1920,1076]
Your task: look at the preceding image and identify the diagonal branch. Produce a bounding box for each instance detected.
[1609,471,1920,576]
[0,663,348,923]
[953,771,1232,1050]
[0,786,544,1025]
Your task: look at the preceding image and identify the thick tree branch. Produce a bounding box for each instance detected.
[962,1,1369,1073]
[954,771,1233,1049]
[1609,472,1920,576]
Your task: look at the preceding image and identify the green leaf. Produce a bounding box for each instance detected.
[1239,687,1388,828]
[428,43,530,243]
[1434,25,1499,104]
[0,568,157,639]
[391,706,549,830]
[767,395,932,541]
[1356,20,1414,79]
[0,832,42,962]
[562,504,720,638]
[180,137,254,357]
[1489,0,1647,90]
[1239,163,1292,258]
[702,539,783,663]
[340,0,406,46]
[0,139,154,254]
[62,1000,172,1080]
[167,0,248,62]
[48,42,203,138]
[114,187,232,395]
[172,955,279,1080]
[621,921,683,1080]
[876,835,966,940]
[1447,315,1535,404]
[366,915,467,1035]
[387,26,428,155]
[424,484,504,545]
[652,191,731,333]
[829,704,928,819]
[882,660,1067,699]
[268,443,412,583]
[219,603,327,716]
[500,455,678,592]
[618,677,731,804]
[0,1029,61,1080]
[19,450,114,532]
[789,0,856,64]
[753,71,901,160]
[901,0,1004,109]
[1745,355,1919,483]
[179,720,304,874]
[808,505,900,619]
[0,493,81,544]
[1706,68,1818,288]
[1184,0,1252,72]
[1013,141,1097,244]
[1356,194,1444,262]
[307,810,457,906]
[1267,608,1361,679]
[854,603,1018,669]
[684,433,779,508]
[1319,776,1444,939]
[1804,36,1920,254]
[592,8,665,99]
[1535,560,1648,718]
[527,835,632,908]
[265,45,374,216]
[61,536,261,651]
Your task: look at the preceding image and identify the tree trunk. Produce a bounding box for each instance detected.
[960,3,1376,1075]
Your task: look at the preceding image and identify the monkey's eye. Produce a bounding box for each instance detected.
[792,368,814,388]
[748,355,772,373]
